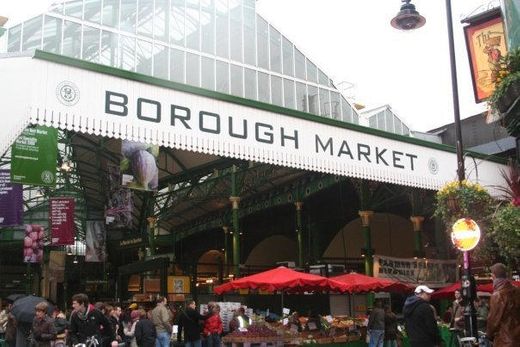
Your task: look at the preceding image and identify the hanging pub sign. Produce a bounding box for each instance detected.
[464,8,508,103]
[11,126,58,186]
[49,197,75,245]
[85,220,106,262]
[0,169,23,227]
[23,224,44,263]
[373,255,458,287]
[121,141,159,191]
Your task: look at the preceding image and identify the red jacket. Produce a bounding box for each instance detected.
[203,313,223,336]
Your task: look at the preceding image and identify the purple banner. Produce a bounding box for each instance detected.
[24,224,43,263]
[0,169,23,227]
[50,197,75,245]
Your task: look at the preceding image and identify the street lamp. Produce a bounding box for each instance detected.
[392,0,478,341]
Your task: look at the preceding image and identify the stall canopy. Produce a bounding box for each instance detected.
[431,281,520,299]
[331,272,413,294]
[213,266,348,294]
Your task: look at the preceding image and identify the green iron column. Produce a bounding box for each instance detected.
[222,226,230,276]
[229,197,241,277]
[147,217,157,256]
[359,210,374,308]
[410,216,425,258]
[295,202,304,267]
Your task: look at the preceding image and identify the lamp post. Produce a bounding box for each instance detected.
[391,0,478,341]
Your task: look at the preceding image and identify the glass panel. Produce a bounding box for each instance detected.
[215,0,228,58]
[306,59,317,83]
[307,85,319,115]
[243,0,255,8]
[186,0,200,51]
[385,114,394,132]
[352,113,359,124]
[377,112,385,130]
[42,16,62,54]
[230,64,243,97]
[330,91,341,120]
[394,119,403,134]
[402,125,410,136]
[102,0,119,28]
[341,96,353,123]
[294,48,305,80]
[258,72,269,103]
[369,116,377,128]
[271,75,283,107]
[319,88,330,117]
[170,0,185,46]
[186,52,200,87]
[170,48,185,83]
[318,69,328,86]
[201,0,215,54]
[100,31,118,67]
[269,25,281,73]
[7,25,22,52]
[51,1,64,15]
[153,44,169,80]
[82,26,100,63]
[283,79,295,109]
[244,68,257,100]
[138,0,154,38]
[296,82,307,112]
[155,0,169,43]
[63,21,81,59]
[121,0,137,33]
[201,56,215,90]
[84,0,102,23]
[243,6,256,66]
[257,15,268,69]
[136,39,153,75]
[22,16,43,51]
[282,36,293,77]
[216,60,229,93]
[65,0,83,19]
[119,35,135,70]
[229,2,242,62]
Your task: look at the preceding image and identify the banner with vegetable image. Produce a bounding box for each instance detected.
[0,169,23,227]
[121,141,159,191]
[11,126,58,186]
[85,220,106,262]
[23,224,44,263]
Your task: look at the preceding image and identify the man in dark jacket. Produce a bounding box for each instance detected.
[177,300,206,347]
[486,263,520,347]
[403,285,441,347]
[134,309,156,347]
[69,293,113,346]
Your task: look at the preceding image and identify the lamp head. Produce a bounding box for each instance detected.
[391,0,426,31]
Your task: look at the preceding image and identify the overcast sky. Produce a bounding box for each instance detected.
[0,0,501,132]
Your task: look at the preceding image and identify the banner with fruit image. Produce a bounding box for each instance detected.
[23,224,44,263]
[121,141,159,191]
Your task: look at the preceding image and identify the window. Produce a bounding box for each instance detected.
[230,64,243,97]
[244,68,257,100]
[138,0,154,38]
[102,0,119,28]
[294,48,305,80]
[229,1,242,62]
[307,85,319,115]
[341,96,353,123]
[186,0,200,51]
[100,31,118,67]
[201,56,215,90]
[65,0,83,19]
[186,52,200,87]
[119,35,135,70]
[257,15,268,69]
[215,0,229,58]
[296,82,307,112]
[154,0,169,43]
[84,0,102,23]
[7,25,21,52]
[121,0,137,33]
[153,44,169,80]
[216,61,229,93]
[319,88,330,117]
[282,36,294,77]
[170,48,185,83]
[22,16,43,51]
[136,39,153,75]
[330,92,341,120]
[43,16,62,54]
[243,6,256,66]
[82,26,100,63]
[62,21,81,59]
[201,0,215,54]
[271,75,283,107]
[269,25,281,73]
[283,79,295,109]
[258,72,270,103]
[306,59,317,83]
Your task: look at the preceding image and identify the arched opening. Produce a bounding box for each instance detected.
[245,235,297,267]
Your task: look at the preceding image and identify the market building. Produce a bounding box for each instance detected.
[0,0,513,316]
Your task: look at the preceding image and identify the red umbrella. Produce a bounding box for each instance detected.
[330,272,413,294]
[213,266,348,295]
[477,281,520,293]
[431,281,520,299]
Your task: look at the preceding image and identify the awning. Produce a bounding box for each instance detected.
[0,51,508,194]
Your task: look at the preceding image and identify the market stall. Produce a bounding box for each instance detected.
[330,272,413,294]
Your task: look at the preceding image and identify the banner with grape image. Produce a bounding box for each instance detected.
[23,224,44,263]
[121,141,159,191]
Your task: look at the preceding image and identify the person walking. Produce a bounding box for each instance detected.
[124,310,140,347]
[203,305,222,347]
[151,296,172,347]
[450,289,464,329]
[367,300,385,347]
[134,310,156,347]
[30,302,56,347]
[177,300,206,347]
[403,285,441,347]
[383,305,398,347]
[69,293,113,346]
[486,263,520,347]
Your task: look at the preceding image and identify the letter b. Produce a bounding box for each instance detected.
[105,91,128,116]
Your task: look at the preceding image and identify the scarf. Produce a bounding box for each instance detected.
[493,278,509,292]
[76,305,91,321]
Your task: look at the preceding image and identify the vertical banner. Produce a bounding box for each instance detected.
[464,12,508,103]
[11,126,58,186]
[49,197,75,245]
[121,141,159,191]
[0,170,23,227]
[23,224,44,263]
[105,164,133,228]
[85,220,106,262]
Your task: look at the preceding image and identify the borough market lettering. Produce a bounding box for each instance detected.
[105,91,418,171]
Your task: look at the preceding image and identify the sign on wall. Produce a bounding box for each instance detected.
[373,255,458,287]
[11,126,58,186]
[49,197,75,245]
[0,170,23,227]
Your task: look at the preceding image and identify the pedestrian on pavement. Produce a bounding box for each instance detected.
[69,293,113,346]
[450,289,464,329]
[367,300,385,347]
[151,296,172,347]
[486,263,520,347]
[403,285,441,347]
[203,304,222,347]
[30,302,56,347]
[177,300,207,347]
[383,305,398,347]
[134,309,156,347]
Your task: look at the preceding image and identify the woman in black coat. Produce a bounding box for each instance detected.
[134,310,156,347]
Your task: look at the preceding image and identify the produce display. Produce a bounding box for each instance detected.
[222,325,282,343]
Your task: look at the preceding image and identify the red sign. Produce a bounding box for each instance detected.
[49,197,75,245]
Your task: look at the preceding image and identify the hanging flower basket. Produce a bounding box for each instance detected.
[434,180,494,227]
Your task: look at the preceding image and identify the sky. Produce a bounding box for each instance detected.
[0,0,501,132]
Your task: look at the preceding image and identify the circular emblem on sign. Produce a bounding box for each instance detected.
[56,81,80,106]
[41,170,54,184]
[428,158,439,175]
